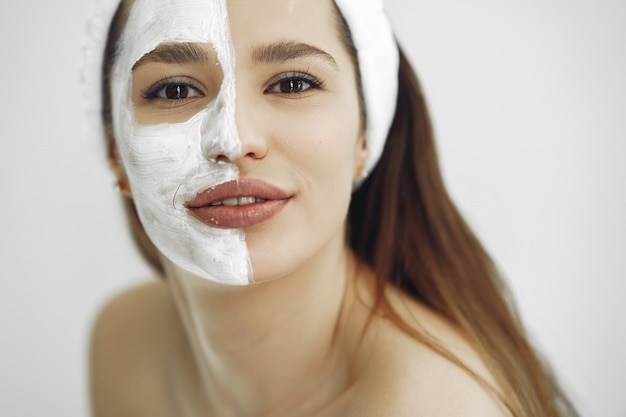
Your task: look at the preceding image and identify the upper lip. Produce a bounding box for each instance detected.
[185,178,292,208]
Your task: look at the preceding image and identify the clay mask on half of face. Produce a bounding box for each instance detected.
[106,0,398,286]
[110,0,252,285]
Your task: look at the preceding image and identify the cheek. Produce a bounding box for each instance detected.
[244,101,360,281]
[120,113,205,202]
[270,99,362,185]
[115,115,250,285]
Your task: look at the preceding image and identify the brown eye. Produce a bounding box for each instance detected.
[143,80,204,101]
[165,84,189,99]
[280,79,304,93]
[265,73,322,96]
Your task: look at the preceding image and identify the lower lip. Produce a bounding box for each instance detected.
[187,199,289,229]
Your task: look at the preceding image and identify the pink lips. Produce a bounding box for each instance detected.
[185,178,292,229]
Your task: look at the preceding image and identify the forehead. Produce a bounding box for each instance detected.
[226,0,337,45]
[119,0,229,68]
[119,0,341,67]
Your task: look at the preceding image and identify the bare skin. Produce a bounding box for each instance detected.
[93,1,511,415]
[90,250,509,417]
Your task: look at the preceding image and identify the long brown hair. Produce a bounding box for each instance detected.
[349,49,578,416]
[101,1,578,415]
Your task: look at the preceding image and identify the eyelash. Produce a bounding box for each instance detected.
[141,77,205,101]
[139,71,323,104]
[264,72,324,96]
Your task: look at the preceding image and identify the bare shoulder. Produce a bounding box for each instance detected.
[89,279,176,417]
[349,286,511,417]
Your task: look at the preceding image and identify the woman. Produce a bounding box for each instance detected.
[90,0,578,415]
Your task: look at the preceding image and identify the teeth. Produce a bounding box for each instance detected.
[210,196,265,206]
[238,196,256,205]
[222,197,239,206]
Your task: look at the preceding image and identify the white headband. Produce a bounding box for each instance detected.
[334,0,398,178]
[82,0,399,178]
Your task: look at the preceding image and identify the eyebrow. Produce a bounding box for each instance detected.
[132,42,215,70]
[250,41,338,70]
[132,41,339,71]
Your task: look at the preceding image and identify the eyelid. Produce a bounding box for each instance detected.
[141,76,206,100]
[264,71,325,95]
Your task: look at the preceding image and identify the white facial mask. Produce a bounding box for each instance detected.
[110,0,251,285]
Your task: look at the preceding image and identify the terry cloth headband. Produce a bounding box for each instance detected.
[334,0,398,181]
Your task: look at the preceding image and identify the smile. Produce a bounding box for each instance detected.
[185,178,291,229]
[210,197,266,206]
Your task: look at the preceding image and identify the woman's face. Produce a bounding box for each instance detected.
[111,0,365,284]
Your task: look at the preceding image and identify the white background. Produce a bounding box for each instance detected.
[0,0,624,415]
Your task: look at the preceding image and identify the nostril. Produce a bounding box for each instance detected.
[244,150,263,160]
[206,154,230,163]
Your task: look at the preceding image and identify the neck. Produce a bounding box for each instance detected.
[162,235,367,416]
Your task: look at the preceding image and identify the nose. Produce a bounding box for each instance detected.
[200,90,241,162]
[233,89,269,162]
[201,87,268,164]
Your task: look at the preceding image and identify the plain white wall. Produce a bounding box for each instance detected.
[0,0,623,416]
[385,1,626,415]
